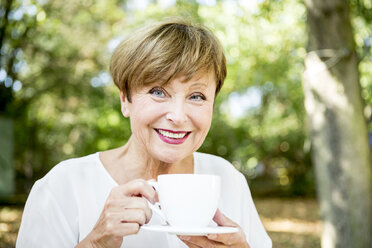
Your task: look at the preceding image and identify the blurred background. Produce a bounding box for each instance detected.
[0,0,371,247]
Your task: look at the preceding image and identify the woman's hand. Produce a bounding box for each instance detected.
[179,209,250,248]
[76,179,156,248]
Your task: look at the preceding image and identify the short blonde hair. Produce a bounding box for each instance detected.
[110,19,226,101]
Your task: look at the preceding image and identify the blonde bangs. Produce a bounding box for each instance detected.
[110,19,226,101]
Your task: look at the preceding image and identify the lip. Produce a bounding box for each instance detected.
[155,128,191,145]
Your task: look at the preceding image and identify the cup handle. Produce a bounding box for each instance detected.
[147,180,167,223]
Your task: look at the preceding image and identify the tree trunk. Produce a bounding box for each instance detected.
[302,0,372,247]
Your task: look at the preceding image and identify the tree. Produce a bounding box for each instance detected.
[1,0,315,197]
[302,0,372,247]
[0,0,129,192]
[0,0,34,196]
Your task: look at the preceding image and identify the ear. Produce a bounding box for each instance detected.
[119,91,130,118]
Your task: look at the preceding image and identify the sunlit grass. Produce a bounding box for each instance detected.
[0,207,22,248]
[262,216,321,235]
[255,198,321,248]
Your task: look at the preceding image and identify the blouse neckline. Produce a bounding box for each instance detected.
[94,152,198,186]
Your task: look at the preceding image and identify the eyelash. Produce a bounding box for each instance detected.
[149,87,166,97]
[190,93,206,101]
[148,87,206,101]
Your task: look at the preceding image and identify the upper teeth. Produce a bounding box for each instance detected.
[158,129,187,139]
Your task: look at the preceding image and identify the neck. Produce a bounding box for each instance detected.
[102,136,194,184]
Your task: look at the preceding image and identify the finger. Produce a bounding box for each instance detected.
[97,220,140,238]
[123,197,152,223]
[121,209,147,225]
[207,231,246,246]
[213,209,238,227]
[121,179,157,203]
[209,210,246,245]
[106,196,149,209]
[116,222,141,236]
[179,235,223,248]
[147,179,159,202]
[180,240,201,248]
[104,196,151,219]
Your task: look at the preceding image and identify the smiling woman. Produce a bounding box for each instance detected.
[121,73,216,164]
[16,19,272,248]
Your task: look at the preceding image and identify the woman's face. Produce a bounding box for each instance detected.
[121,72,216,163]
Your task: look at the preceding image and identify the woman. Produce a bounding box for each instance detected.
[16,19,272,248]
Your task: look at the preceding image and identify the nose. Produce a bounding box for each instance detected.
[166,98,188,125]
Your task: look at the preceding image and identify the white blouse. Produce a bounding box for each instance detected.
[16,152,272,248]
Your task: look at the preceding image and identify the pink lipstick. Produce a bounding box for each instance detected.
[155,129,191,145]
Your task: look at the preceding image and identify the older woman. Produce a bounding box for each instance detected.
[16,20,272,248]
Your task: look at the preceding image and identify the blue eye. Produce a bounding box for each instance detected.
[190,94,206,101]
[149,88,166,98]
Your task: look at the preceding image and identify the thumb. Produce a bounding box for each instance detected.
[213,209,238,227]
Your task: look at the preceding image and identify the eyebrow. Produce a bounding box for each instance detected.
[189,82,209,89]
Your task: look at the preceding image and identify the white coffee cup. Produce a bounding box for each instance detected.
[148,174,221,228]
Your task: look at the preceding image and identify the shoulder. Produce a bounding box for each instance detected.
[194,152,245,181]
[30,153,101,200]
[24,153,102,216]
[17,155,98,246]
[194,152,232,167]
[49,152,99,174]
[39,153,99,183]
[194,152,246,184]
[194,152,248,199]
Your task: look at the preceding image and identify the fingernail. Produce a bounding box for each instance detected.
[180,236,189,241]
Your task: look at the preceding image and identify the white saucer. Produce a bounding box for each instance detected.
[141,224,238,236]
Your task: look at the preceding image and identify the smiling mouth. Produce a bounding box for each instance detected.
[155,129,191,139]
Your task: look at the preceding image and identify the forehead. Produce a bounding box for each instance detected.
[164,70,216,88]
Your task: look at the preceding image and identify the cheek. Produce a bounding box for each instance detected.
[130,115,156,132]
[131,100,163,122]
[192,106,213,132]
[129,105,163,134]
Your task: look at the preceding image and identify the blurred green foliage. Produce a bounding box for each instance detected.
[1,0,371,197]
